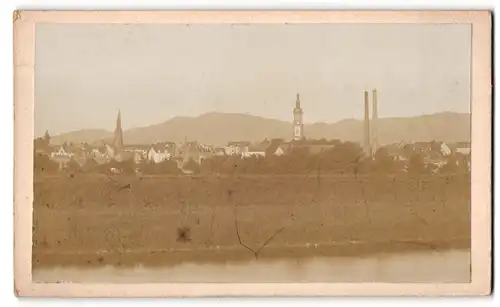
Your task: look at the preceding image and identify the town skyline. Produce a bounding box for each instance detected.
[37,110,470,151]
[35,23,471,136]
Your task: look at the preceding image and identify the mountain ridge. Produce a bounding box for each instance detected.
[49,111,471,146]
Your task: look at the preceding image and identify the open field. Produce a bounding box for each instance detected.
[32,173,470,268]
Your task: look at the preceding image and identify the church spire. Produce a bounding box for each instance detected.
[113,109,124,149]
[116,109,122,130]
[296,93,301,109]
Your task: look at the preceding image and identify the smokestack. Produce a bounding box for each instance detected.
[372,89,379,155]
[364,91,372,158]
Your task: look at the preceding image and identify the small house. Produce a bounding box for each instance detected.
[242,143,267,159]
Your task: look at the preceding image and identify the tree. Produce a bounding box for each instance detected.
[242,155,270,174]
[455,152,470,174]
[372,147,399,173]
[320,141,364,174]
[82,158,100,173]
[200,155,226,174]
[43,130,51,145]
[183,158,201,174]
[407,152,427,175]
[218,155,246,175]
[286,146,311,173]
[118,159,136,174]
[34,131,51,152]
[156,159,181,174]
[33,153,59,174]
[426,162,439,174]
[33,138,44,150]
[440,154,459,174]
[65,158,81,173]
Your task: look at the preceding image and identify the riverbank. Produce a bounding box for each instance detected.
[33,237,469,268]
[33,247,471,283]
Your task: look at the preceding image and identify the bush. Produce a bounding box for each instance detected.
[407,152,427,175]
[65,158,81,173]
[183,158,201,174]
[142,160,181,174]
[34,154,59,174]
[372,147,401,174]
[81,158,100,173]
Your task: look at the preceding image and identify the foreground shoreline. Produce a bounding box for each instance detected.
[33,237,470,269]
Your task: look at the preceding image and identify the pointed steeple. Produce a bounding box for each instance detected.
[113,109,124,150]
[116,109,121,130]
[295,93,301,109]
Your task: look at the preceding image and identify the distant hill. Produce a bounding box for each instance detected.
[49,111,471,146]
[50,129,113,146]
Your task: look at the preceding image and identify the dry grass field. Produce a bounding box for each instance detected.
[32,173,470,268]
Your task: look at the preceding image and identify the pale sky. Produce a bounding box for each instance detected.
[35,23,471,136]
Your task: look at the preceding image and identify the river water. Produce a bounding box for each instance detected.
[33,249,470,283]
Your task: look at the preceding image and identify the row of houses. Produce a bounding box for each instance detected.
[384,141,470,159]
[383,141,471,170]
[221,139,344,158]
[38,138,336,171]
[41,141,193,169]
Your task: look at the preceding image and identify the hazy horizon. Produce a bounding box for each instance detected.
[35,23,471,137]
[45,110,470,137]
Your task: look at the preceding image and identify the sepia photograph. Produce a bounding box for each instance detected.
[14,11,491,297]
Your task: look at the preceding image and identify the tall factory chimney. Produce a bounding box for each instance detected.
[363,91,372,158]
[371,89,379,155]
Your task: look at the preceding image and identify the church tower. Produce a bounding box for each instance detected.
[113,109,124,150]
[293,93,304,141]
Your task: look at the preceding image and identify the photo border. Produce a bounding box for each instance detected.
[13,10,492,297]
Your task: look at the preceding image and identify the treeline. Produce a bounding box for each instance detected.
[197,143,469,176]
[168,142,468,176]
[34,141,470,176]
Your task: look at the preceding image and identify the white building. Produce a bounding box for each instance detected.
[147,148,170,164]
[266,143,288,156]
[105,144,115,159]
[241,145,267,159]
[50,145,73,159]
[225,146,242,156]
[213,147,226,156]
[225,142,250,156]
[49,145,74,170]
[440,143,452,156]
[456,147,471,155]
[274,146,285,156]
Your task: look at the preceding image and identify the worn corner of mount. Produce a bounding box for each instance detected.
[13,10,22,23]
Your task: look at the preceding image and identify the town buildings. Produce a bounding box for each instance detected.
[35,93,471,174]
